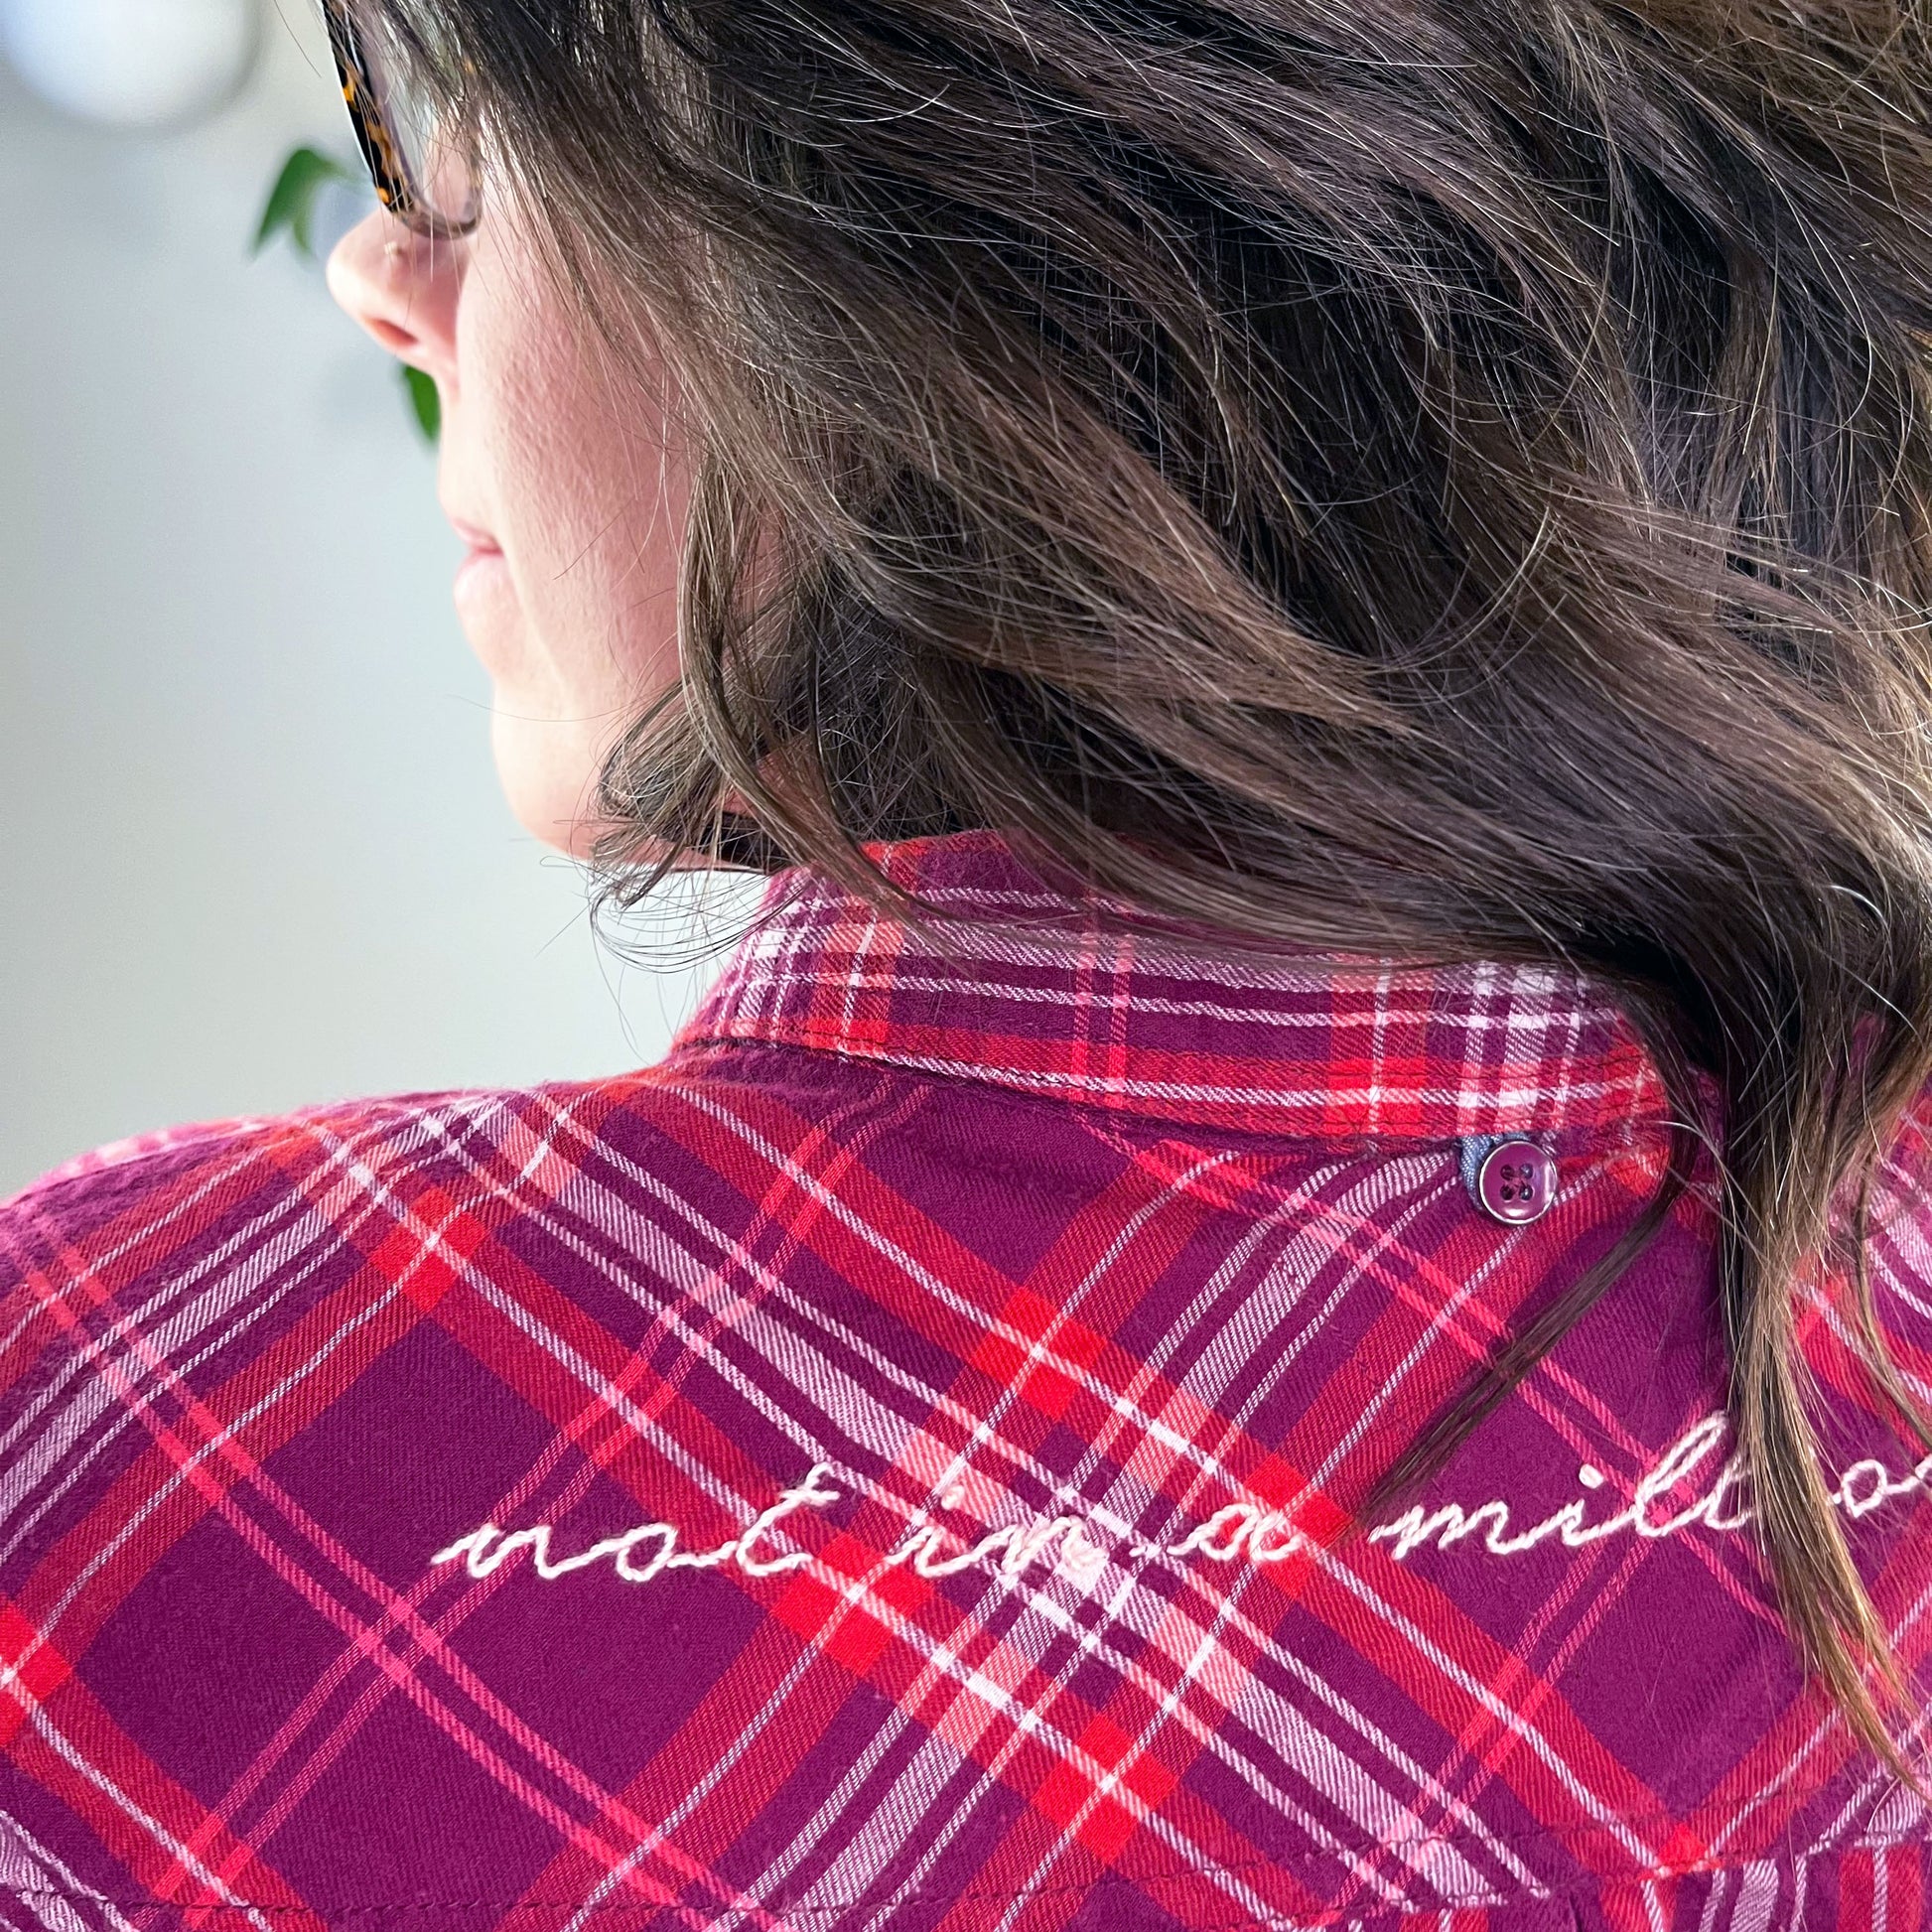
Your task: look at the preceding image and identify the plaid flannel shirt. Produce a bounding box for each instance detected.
[3,829,1930,1932]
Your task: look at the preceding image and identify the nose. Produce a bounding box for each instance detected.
[326,209,463,394]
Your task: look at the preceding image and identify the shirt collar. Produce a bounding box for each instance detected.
[675,830,1671,1145]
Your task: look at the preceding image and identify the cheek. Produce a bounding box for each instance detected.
[471,287,689,729]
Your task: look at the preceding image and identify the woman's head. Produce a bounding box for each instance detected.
[328,0,1932,1763]
[329,107,689,854]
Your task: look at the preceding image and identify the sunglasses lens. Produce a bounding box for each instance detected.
[346,2,481,232]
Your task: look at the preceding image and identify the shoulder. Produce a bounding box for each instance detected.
[1,1037,885,1232]
[0,1082,605,1274]
[0,1049,924,1605]
[0,1047,885,1403]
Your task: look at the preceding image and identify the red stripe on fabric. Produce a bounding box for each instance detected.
[1296,1548,1683,1866]
[0,1644,324,1924]
[16,1244,426,1646]
[674,833,1676,1143]
[0,1599,71,1747]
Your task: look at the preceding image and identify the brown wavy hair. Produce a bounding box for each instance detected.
[381,0,1932,1767]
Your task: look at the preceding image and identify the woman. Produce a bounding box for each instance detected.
[2,0,1930,1923]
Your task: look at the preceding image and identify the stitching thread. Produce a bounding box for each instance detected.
[0,1842,1911,1924]
[428,1416,1929,1597]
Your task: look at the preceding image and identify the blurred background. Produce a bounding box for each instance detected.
[0,0,748,1197]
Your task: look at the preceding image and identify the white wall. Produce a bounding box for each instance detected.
[0,9,749,1196]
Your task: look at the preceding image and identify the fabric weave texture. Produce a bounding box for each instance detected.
[2,830,1929,1932]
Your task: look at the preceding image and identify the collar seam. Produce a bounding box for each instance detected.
[666,1030,1677,1155]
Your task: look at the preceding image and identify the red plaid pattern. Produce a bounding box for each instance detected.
[2,829,1929,1932]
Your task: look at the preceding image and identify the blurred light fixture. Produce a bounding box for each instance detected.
[0,0,259,128]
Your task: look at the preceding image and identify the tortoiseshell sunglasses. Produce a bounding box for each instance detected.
[322,0,482,238]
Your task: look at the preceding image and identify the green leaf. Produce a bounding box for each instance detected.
[253,146,352,261]
[401,364,442,444]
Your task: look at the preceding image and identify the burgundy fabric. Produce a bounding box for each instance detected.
[2,828,1930,1932]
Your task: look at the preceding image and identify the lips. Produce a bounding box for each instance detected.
[446,514,510,607]
[446,514,502,558]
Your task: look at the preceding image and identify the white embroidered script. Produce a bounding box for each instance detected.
[1363,1416,1932,1563]
[428,1419,1931,1594]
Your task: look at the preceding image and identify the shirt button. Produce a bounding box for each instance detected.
[1471,1138,1558,1225]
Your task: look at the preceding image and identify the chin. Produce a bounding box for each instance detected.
[489,709,611,858]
